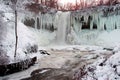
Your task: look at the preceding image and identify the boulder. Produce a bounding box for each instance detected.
[0,57,37,76]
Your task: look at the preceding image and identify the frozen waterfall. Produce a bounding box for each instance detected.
[22,4,120,47]
[55,12,70,44]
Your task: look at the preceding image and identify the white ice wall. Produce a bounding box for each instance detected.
[22,4,120,47]
[69,5,120,46]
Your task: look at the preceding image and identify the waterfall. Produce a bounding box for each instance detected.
[55,11,70,44]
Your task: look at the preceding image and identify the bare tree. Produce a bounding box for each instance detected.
[106,0,118,5]
[10,0,18,58]
[10,0,33,58]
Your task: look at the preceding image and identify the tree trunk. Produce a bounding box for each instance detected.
[14,10,18,58]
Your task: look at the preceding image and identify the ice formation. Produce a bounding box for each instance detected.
[21,4,120,47]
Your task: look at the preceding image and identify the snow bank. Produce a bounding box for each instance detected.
[81,51,120,80]
[6,21,56,62]
[1,21,34,62]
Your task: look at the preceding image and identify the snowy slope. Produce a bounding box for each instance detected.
[0,1,57,63]
[3,21,55,62]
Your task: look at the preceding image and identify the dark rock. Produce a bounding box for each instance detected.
[23,18,35,28]
[26,44,38,54]
[39,50,50,55]
[99,63,104,66]
[88,66,95,72]
[99,59,107,67]
[103,48,113,51]
[21,68,73,80]
[0,57,37,76]
[73,67,87,80]
[113,51,115,54]
[30,45,38,53]
[113,65,117,68]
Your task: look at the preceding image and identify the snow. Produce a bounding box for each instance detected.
[81,50,120,80]
[1,21,34,62]
[6,21,56,62]
[116,66,120,75]
[106,52,120,66]
[0,2,12,13]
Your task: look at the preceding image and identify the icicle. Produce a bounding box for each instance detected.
[34,16,37,29]
[116,15,120,29]
[42,14,46,29]
[89,15,93,30]
[79,23,82,32]
[100,17,106,30]
[84,14,88,23]
[72,15,81,33]
[39,13,42,29]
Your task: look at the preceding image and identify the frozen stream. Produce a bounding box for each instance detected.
[0,45,113,80]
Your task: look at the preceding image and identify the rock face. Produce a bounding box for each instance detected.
[0,57,37,76]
